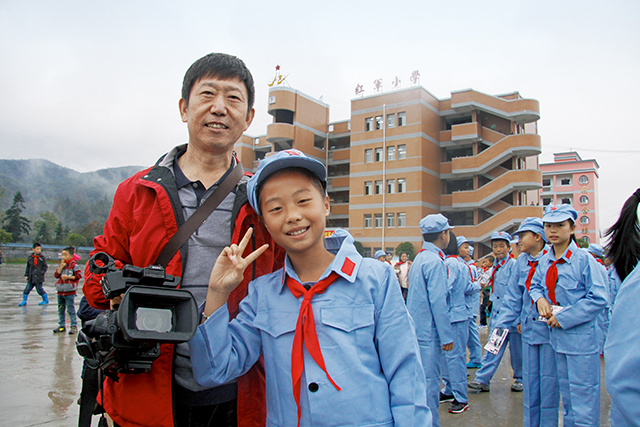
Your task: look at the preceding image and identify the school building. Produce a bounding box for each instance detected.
[540,151,600,244]
[234,83,544,257]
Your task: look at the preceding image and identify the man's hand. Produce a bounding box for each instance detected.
[442,342,454,351]
[203,228,269,317]
[25,276,28,282]
[517,323,522,334]
[536,297,552,318]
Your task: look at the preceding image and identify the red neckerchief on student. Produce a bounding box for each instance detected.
[32,254,38,266]
[545,250,572,305]
[525,249,548,293]
[596,258,605,266]
[286,271,342,426]
[488,257,507,294]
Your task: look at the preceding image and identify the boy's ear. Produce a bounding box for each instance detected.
[323,195,330,217]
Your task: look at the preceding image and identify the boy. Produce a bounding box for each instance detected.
[491,218,559,426]
[469,231,522,392]
[21,242,49,306]
[53,246,81,334]
[458,237,483,369]
[189,150,431,426]
[406,213,454,427]
[374,249,387,262]
[477,255,494,329]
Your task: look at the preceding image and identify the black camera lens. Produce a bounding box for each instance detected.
[135,307,173,333]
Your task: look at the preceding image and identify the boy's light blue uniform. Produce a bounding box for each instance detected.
[494,249,559,427]
[529,240,608,427]
[465,260,483,366]
[605,263,640,427]
[190,230,431,427]
[473,239,521,386]
[440,255,475,404]
[406,230,453,427]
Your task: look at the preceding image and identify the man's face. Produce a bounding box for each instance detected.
[33,246,41,255]
[61,250,73,262]
[179,76,255,154]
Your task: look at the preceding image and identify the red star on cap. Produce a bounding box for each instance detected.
[284,149,301,156]
[550,206,557,211]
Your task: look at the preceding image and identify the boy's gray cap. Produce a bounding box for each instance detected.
[374,250,386,259]
[247,149,327,215]
[419,214,454,234]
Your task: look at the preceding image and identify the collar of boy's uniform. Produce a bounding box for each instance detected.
[421,241,442,254]
[278,252,360,294]
[548,240,576,264]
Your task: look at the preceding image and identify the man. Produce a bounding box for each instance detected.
[84,53,284,427]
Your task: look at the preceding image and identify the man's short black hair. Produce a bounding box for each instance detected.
[63,246,75,255]
[443,231,459,256]
[181,53,255,113]
[32,242,41,248]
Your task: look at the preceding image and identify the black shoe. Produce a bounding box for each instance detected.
[468,381,490,392]
[449,400,469,413]
[53,326,65,334]
[439,392,455,403]
[69,326,78,335]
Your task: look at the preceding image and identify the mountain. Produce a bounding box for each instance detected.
[0,159,145,231]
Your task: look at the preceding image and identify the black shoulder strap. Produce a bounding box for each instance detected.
[154,162,244,267]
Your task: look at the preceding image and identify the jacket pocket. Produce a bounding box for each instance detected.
[253,311,298,338]
[320,305,375,332]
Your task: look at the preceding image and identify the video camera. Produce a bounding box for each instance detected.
[76,253,198,379]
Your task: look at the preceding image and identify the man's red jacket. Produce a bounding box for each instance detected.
[84,160,284,427]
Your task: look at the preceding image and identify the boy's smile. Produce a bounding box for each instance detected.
[260,170,330,259]
[492,240,509,260]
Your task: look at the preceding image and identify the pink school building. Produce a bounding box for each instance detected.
[540,151,600,244]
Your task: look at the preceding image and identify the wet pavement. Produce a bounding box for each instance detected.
[0,263,612,427]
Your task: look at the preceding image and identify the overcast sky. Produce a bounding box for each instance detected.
[1,1,638,235]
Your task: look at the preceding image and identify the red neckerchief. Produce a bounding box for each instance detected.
[596,258,605,266]
[286,271,342,426]
[525,249,547,305]
[546,250,573,305]
[488,257,508,293]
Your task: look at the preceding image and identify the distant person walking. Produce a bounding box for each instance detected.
[21,242,49,306]
[53,246,81,334]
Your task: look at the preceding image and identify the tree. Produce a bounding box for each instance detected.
[575,237,590,249]
[65,233,87,248]
[79,221,103,246]
[55,222,70,245]
[395,242,416,261]
[2,192,31,242]
[33,211,60,244]
[0,229,12,244]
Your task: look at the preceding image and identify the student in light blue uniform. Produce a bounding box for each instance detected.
[189,150,431,427]
[588,243,611,353]
[460,239,483,369]
[439,233,476,414]
[492,218,559,427]
[530,204,608,427]
[468,231,523,392]
[604,188,640,427]
[406,214,454,427]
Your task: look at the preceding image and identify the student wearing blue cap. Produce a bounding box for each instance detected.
[190,149,431,427]
[457,237,483,370]
[529,204,607,427]
[604,189,640,427]
[439,233,478,414]
[406,213,454,427]
[468,230,522,393]
[374,250,387,261]
[491,218,560,426]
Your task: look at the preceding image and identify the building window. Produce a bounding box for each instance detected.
[560,177,571,186]
[542,197,552,206]
[397,178,406,193]
[397,144,406,159]
[375,116,383,130]
[580,195,589,205]
[398,112,406,126]
[374,214,383,228]
[579,175,589,184]
[375,147,383,162]
[387,146,396,161]
[365,117,373,131]
[364,214,372,228]
[580,215,590,225]
[365,149,373,163]
[387,114,395,128]
[397,212,406,227]
[364,181,373,195]
[387,179,395,194]
[542,178,551,186]
[363,247,372,258]
[561,197,572,204]
[386,213,395,228]
[375,180,383,195]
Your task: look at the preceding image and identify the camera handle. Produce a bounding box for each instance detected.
[154,161,244,268]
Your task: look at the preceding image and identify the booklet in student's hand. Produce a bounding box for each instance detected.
[538,304,564,322]
[484,327,509,355]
